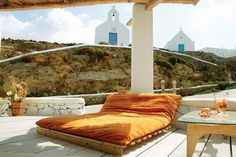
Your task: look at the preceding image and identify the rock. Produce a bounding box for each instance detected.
[78,69,128,81]
[33,54,48,65]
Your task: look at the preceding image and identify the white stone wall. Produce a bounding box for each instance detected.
[165,30,195,52]
[0,98,85,116]
[23,98,85,116]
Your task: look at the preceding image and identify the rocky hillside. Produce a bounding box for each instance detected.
[0,39,230,97]
[185,51,236,80]
[224,56,236,80]
[0,38,76,59]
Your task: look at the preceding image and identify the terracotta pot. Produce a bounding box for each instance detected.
[11,101,23,116]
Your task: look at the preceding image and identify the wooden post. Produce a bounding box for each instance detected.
[161,80,165,93]
[131,3,153,93]
[172,80,176,94]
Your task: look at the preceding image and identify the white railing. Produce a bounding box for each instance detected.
[0,44,217,66]
[45,83,219,98]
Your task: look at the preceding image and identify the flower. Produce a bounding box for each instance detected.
[6,81,28,102]
[6,91,13,96]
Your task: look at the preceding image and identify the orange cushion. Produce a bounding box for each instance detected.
[100,93,181,120]
[36,93,181,146]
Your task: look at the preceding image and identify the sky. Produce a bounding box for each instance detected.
[0,0,236,50]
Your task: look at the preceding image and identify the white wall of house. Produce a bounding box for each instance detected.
[165,30,195,52]
[199,47,236,58]
[95,6,130,46]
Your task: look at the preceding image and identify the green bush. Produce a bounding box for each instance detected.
[181,80,192,88]
[74,47,112,62]
[0,86,6,97]
[193,80,205,86]
[98,42,109,45]
[217,82,231,90]
[155,59,173,70]
[16,43,42,52]
[185,62,195,70]
[123,51,131,62]
[168,56,195,70]
[177,86,219,96]
[168,56,185,65]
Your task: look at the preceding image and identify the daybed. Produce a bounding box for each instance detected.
[36,93,181,155]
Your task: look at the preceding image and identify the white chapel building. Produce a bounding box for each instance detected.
[164,29,195,53]
[95,6,130,46]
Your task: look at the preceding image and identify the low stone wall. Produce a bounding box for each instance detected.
[0,97,85,116]
[0,99,10,116]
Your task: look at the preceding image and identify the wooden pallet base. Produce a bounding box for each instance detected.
[37,126,126,155]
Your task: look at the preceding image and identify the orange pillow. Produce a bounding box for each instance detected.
[100,93,181,120]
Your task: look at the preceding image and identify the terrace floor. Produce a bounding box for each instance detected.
[0,116,235,157]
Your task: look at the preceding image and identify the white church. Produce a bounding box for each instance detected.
[95,6,130,46]
[164,29,195,53]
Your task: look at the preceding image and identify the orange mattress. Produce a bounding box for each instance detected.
[36,93,181,146]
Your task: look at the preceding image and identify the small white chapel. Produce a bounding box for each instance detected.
[164,28,195,53]
[95,6,130,46]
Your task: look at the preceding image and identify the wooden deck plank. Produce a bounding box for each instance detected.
[201,134,230,157]
[35,142,85,156]
[103,128,177,157]
[68,147,105,157]
[138,129,186,157]
[0,121,36,128]
[0,128,43,145]
[0,116,46,123]
[169,135,210,157]
[0,116,46,135]
[231,136,236,157]
[0,128,36,140]
[0,152,84,157]
[0,136,68,154]
[0,122,38,134]
[1,116,235,157]
[36,139,105,157]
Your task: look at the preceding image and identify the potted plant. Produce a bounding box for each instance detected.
[6,81,28,116]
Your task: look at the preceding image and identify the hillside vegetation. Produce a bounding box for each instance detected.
[0,38,231,97]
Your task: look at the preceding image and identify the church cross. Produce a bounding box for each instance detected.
[179,27,183,31]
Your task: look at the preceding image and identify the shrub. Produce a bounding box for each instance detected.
[168,56,185,65]
[98,42,109,45]
[217,82,231,90]
[181,80,192,88]
[155,59,173,70]
[193,80,205,86]
[168,56,195,70]
[177,86,219,96]
[0,86,6,97]
[74,47,112,62]
[123,51,131,62]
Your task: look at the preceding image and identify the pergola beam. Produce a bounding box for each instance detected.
[0,0,148,11]
[193,0,199,5]
[146,0,164,10]
[0,0,199,11]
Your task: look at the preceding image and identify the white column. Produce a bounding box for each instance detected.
[131,3,153,93]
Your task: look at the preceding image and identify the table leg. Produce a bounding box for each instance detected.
[187,124,205,157]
